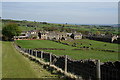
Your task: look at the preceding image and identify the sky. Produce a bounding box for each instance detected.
[2,2,118,24]
[2,0,119,2]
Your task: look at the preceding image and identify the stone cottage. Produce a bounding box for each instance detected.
[14,31,29,40]
[38,31,68,40]
[73,33,82,39]
[14,30,82,40]
[38,31,48,40]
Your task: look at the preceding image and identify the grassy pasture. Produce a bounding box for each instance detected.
[61,39,119,52]
[2,41,58,78]
[19,26,43,31]
[16,40,74,50]
[16,40,119,62]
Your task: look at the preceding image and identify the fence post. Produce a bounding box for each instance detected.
[23,48,24,52]
[24,48,26,52]
[65,55,67,73]
[22,48,24,53]
[19,47,21,51]
[29,49,31,54]
[31,50,33,56]
[35,50,37,58]
[24,48,26,53]
[49,53,52,65]
[41,51,43,59]
[96,60,101,80]
[27,49,29,53]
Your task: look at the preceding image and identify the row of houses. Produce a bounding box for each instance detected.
[14,30,82,40]
[14,30,119,43]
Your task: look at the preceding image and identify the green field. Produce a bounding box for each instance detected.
[16,40,119,62]
[61,39,119,52]
[2,41,58,78]
[16,40,74,50]
[19,26,43,31]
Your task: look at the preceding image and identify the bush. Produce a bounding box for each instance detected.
[2,23,21,41]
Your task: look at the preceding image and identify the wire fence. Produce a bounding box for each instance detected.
[14,43,120,80]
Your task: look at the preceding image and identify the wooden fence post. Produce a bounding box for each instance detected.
[22,48,25,52]
[35,50,37,58]
[31,50,33,56]
[41,51,43,59]
[29,49,31,54]
[65,55,67,73]
[24,48,26,53]
[19,47,21,51]
[96,60,101,80]
[24,48,26,52]
[27,49,29,53]
[49,53,52,65]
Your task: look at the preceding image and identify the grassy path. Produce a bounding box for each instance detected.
[0,41,2,79]
[2,41,57,78]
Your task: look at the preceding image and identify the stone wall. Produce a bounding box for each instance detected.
[16,44,120,80]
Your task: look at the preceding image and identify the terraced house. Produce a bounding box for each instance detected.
[14,30,82,40]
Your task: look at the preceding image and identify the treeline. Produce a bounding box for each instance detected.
[2,19,48,27]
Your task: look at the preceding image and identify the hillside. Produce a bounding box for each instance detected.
[2,19,119,35]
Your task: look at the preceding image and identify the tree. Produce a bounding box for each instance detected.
[105,31,112,36]
[95,31,101,35]
[2,23,21,41]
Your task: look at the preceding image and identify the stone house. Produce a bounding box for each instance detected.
[38,31,48,40]
[14,30,82,40]
[47,32,57,40]
[27,30,39,39]
[14,31,29,40]
[74,33,82,39]
[28,30,38,35]
[14,30,39,40]
[70,33,82,39]
[38,31,68,40]
[56,32,68,40]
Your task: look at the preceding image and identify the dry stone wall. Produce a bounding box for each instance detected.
[15,44,120,80]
